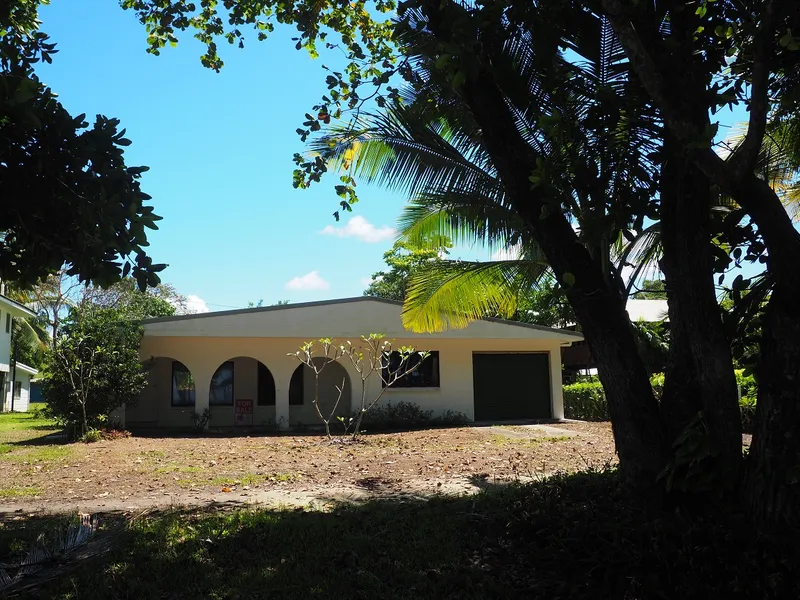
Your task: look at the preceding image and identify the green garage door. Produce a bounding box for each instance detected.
[472,353,552,421]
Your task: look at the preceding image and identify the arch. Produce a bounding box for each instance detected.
[128,357,196,426]
[204,357,277,429]
[209,361,235,406]
[288,359,352,425]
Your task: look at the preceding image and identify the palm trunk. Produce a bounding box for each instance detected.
[659,135,741,489]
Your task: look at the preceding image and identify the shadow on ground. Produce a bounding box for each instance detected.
[2,471,798,600]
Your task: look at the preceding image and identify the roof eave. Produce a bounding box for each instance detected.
[0,295,36,318]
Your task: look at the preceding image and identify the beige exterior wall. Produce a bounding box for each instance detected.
[133,335,566,428]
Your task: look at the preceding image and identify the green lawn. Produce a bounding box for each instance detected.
[0,404,65,464]
[2,470,798,599]
[0,403,58,434]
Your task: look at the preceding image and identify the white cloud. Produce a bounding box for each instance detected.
[285,271,330,291]
[320,216,395,243]
[184,294,210,314]
[170,294,210,315]
[360,276,375,286]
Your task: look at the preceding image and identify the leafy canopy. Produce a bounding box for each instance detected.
[0,0,164,289]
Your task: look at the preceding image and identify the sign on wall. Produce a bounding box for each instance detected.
[234,399,253,426]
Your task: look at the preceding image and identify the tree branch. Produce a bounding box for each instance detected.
[730,0,778,179]
[600,0,800,277]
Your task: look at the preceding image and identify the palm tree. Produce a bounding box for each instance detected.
[311,16,661,332]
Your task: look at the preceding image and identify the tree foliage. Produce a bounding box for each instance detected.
[43,306,148,437]
[363,239,448,302]
[125,0,800,524]
[0,0,164,289]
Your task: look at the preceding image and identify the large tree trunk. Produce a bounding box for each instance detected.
[737,175,800,523]
[656,9,741,487]
[659,137,741,488]
[419,0,666,485]
[747,284,800,524]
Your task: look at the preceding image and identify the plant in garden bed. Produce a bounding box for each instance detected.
[290,334,429,441]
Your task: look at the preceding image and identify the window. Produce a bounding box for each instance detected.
[210,362,234,406]
[13,382,21,399]
[289,366,304,405]
[383,351,440,388]
[5,313,9,333]
[257,362,275,406]
[171,362,196,407]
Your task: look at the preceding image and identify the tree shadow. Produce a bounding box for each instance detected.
[6,431,70,447]
[4,471,799,599]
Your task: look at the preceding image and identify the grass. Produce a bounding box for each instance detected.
[0,404,58,432]
[489,434,572,446]
[177,473,300,488]
[0,486,41,498]
[4,469,799,599]
[0,443,12,455]
[0,445,73,463]
[153,464,203,474]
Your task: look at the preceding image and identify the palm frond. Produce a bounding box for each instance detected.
[402,258,550,333]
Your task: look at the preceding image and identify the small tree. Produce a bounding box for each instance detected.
[344,334,429,440]
[290,334,428,440]
[43,306,148,437]
[291,338,347,439]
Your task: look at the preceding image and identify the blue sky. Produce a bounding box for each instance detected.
[36,1,753,312]
[37,0,414,311]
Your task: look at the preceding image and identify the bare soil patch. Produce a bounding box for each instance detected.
[0,422,617,514]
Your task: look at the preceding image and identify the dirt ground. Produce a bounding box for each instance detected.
[0,422,617,515]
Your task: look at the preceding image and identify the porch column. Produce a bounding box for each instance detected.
[549,347,565,420]
[194,375,211,422]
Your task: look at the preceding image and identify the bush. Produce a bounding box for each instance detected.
[353,401,469,433]
[99,428,132,441]
[80,428,102,443]
[43,306,148,438]
[563,381,608,421]
[564,371,758,431]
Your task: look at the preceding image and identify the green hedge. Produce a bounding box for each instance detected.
[564,370,757,432]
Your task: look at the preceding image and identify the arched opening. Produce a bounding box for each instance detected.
[209,357,276,427]
[288,359,352,427]
[128,357,195,427]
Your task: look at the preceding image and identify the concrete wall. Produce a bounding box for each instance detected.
[133,335,565,428]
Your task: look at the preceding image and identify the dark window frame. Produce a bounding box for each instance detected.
[257,362,276,406]
[289,365,304,405]
[383,351,440,388]
[210,361,235,406]
[5,313,10,333]
[171,361,196,407]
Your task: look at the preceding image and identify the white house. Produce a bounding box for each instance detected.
[126,297,584,429]
[0,294,38,412]
[2,362,38,413]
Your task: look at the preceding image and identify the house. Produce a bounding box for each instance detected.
[125,297,584,429]
[0,294,38,412]
[2,362,38,413]
[561,298,669,378]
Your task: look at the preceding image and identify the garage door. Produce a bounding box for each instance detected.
[472,353,551,421]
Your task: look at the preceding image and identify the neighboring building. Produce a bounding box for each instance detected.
[2,362,38,413]
[561,299,669,378]
[125,297,583,429]
[0,294,37,412]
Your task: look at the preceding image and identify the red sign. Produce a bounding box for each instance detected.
[234,399,253,426]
